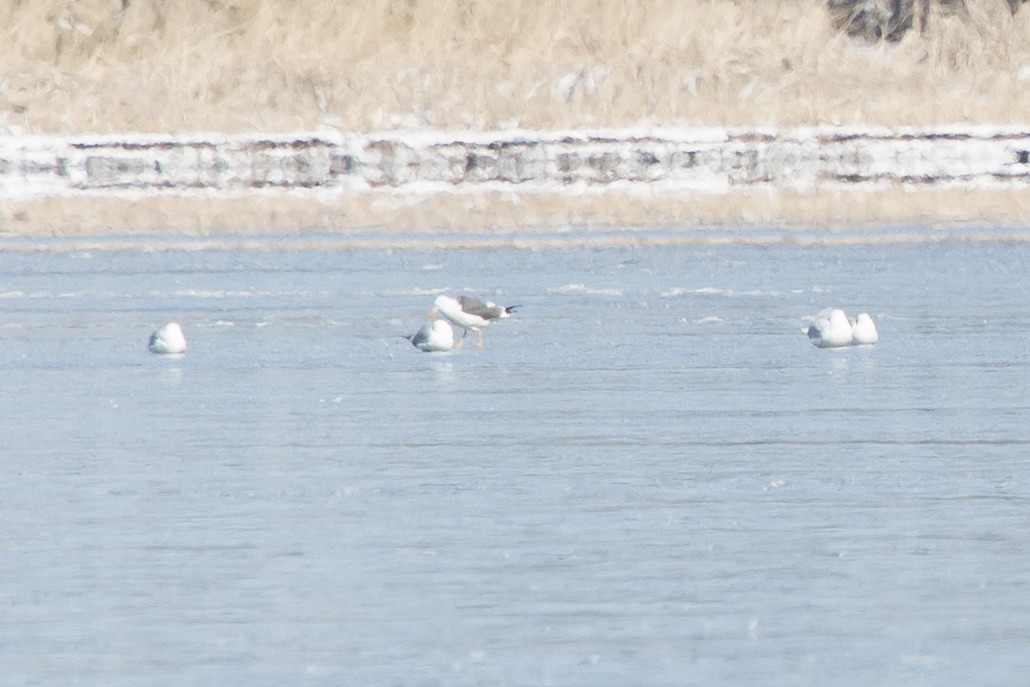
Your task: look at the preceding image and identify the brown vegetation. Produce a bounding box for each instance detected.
[3,0,1030,235]
[1,0,1029,134]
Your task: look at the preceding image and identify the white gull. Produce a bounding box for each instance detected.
[407,319,455,353]
[148,322,187,354]
[806,308,853,348]
[849,312,879,345]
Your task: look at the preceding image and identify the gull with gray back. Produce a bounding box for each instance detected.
[430,294,519,347]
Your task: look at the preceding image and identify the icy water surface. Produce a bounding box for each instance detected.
[2,238,1030,685]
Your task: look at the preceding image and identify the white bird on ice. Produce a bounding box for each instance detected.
[406,319,455,353]
[849,312,879,345]
[806,308,853,348]
[148,322,187,354]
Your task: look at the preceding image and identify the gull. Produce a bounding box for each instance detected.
[430,294,519,348]
[148,322,187,354]
[406,319,455,353]
[849,312,879,345]
[806,308,853,348]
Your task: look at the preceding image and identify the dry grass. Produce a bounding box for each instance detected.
[2,0,1030,134]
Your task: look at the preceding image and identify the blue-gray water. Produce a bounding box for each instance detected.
[2,238,1029,685]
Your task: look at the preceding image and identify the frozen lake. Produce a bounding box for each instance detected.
[2,236,1029,685]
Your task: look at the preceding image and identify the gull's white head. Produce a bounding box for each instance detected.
[430,294,454,319]
[430,294,466,323]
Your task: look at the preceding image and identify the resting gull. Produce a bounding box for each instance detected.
[849,312,879,345]
[430,294,519,348]
[148,322,187,354]
[407,319,455,353]
[807,308,853,348]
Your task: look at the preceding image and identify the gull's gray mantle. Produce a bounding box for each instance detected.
[2,125,1030,198]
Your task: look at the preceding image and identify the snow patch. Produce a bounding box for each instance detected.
[1,125,1030,200]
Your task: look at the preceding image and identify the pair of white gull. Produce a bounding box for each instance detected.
[148,322,187,354]
[807,309,878,348]
[406,294,519,352]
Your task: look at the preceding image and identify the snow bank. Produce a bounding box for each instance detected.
[2,125,1030,199]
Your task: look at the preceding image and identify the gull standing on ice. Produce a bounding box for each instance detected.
[407,319,456,353]
[806,309,853,348]
[148,322,187,354]
[430,294,519,348]
[849,312,879,345]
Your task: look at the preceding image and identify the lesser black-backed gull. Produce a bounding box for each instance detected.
[430,295,519,348]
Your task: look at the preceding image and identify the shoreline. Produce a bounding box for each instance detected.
[2,125,1030,239]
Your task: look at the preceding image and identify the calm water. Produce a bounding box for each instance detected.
[2,237,1029,685]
